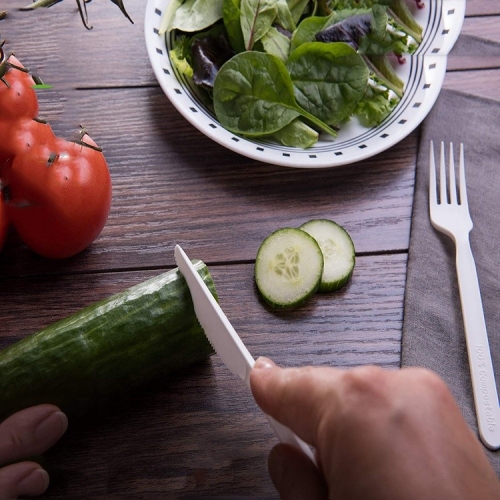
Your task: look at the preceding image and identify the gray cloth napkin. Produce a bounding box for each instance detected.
[401,88,500,474]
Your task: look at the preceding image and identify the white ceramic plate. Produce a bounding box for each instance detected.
[145,0,465,168]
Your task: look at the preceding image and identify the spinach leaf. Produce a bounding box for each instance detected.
[240,0,277,50]
[213,51,337,137]
[275,0,296,31]
[271,118,319,148]
[159,0,183,34]
[287,0,312,24]
[223,0,246,52]
[170,0,224,32]
[291,14,329,51]
[287,42,369,125]
[260,26,291,62]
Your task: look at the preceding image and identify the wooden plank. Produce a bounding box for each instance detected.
[443,68,500,99]
[466,0,500,17]
[1,1,156,89]
[460,16,500,44]
[447,16,500,71]
[448,35,500,71]
[1,254,405,497]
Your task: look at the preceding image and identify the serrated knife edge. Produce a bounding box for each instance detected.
[174,245,254,386]
[174,244,317,466]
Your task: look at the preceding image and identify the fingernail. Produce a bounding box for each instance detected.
[18,468,50,494]
[254,357,276,370]
[35,411,68,441]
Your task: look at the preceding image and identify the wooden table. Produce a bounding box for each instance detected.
[1,1,499,497]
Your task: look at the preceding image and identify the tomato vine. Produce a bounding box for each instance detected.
[19,0,133,30]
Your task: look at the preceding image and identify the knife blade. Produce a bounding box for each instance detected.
[174,244,316,465]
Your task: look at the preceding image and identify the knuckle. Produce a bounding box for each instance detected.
[340,365,388,400]
[407,367,451,398]
[8,428,28,451]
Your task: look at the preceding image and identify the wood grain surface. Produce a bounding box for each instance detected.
[0,0,498,497]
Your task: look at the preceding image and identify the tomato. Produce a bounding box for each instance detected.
[5,136,112,259]
[0,188,8,251]
[0,52,43,171]
[0,55,39,121]
[0,118,56,171]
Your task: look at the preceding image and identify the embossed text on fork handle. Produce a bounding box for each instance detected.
[456,236,500,450]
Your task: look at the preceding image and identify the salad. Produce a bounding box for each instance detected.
[161,0,424,149]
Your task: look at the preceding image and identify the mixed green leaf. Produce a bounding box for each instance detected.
[162,0,424,148]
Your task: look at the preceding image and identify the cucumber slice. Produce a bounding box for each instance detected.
[300,219,355,292]
[255,228,323,308]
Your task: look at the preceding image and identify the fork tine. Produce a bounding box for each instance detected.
[458,143,468,207]
[429,141,437,206]
[439,141,447,204]
[449,143,457,205]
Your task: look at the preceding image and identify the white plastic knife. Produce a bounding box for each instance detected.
[174,245,316,465]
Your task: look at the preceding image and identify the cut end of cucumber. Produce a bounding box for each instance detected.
[300,219,355,292]
[255,228,323,308]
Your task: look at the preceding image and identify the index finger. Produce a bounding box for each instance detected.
[0,405,68,465]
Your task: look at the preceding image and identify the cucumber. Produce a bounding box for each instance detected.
[0,260,216,421]
[300,219,355,292]
[255,228,323,308]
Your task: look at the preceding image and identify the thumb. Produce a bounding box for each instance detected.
[250,357,342,447]
[268,444,327,500]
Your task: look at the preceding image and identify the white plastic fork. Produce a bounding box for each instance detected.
[429,141,500,450]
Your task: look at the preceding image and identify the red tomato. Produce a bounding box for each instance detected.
[0,188,8,251]
[0,55,39,121]
[0,118,56,170]
[5,137,112,259]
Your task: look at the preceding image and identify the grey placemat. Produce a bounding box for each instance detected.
[401,88,500,473]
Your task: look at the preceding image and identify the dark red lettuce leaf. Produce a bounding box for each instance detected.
[191,34,234,89]
[315,14,372,49]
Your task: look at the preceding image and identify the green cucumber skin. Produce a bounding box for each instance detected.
[0,260,216,420]
[318,268,354,293]
[300,219,356,293]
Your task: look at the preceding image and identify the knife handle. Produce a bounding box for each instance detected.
[266,414,317,467]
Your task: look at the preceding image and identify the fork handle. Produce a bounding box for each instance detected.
[455,237,500,450]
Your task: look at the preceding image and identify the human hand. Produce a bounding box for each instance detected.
[0,405,68,499]
[250,358,500,500]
